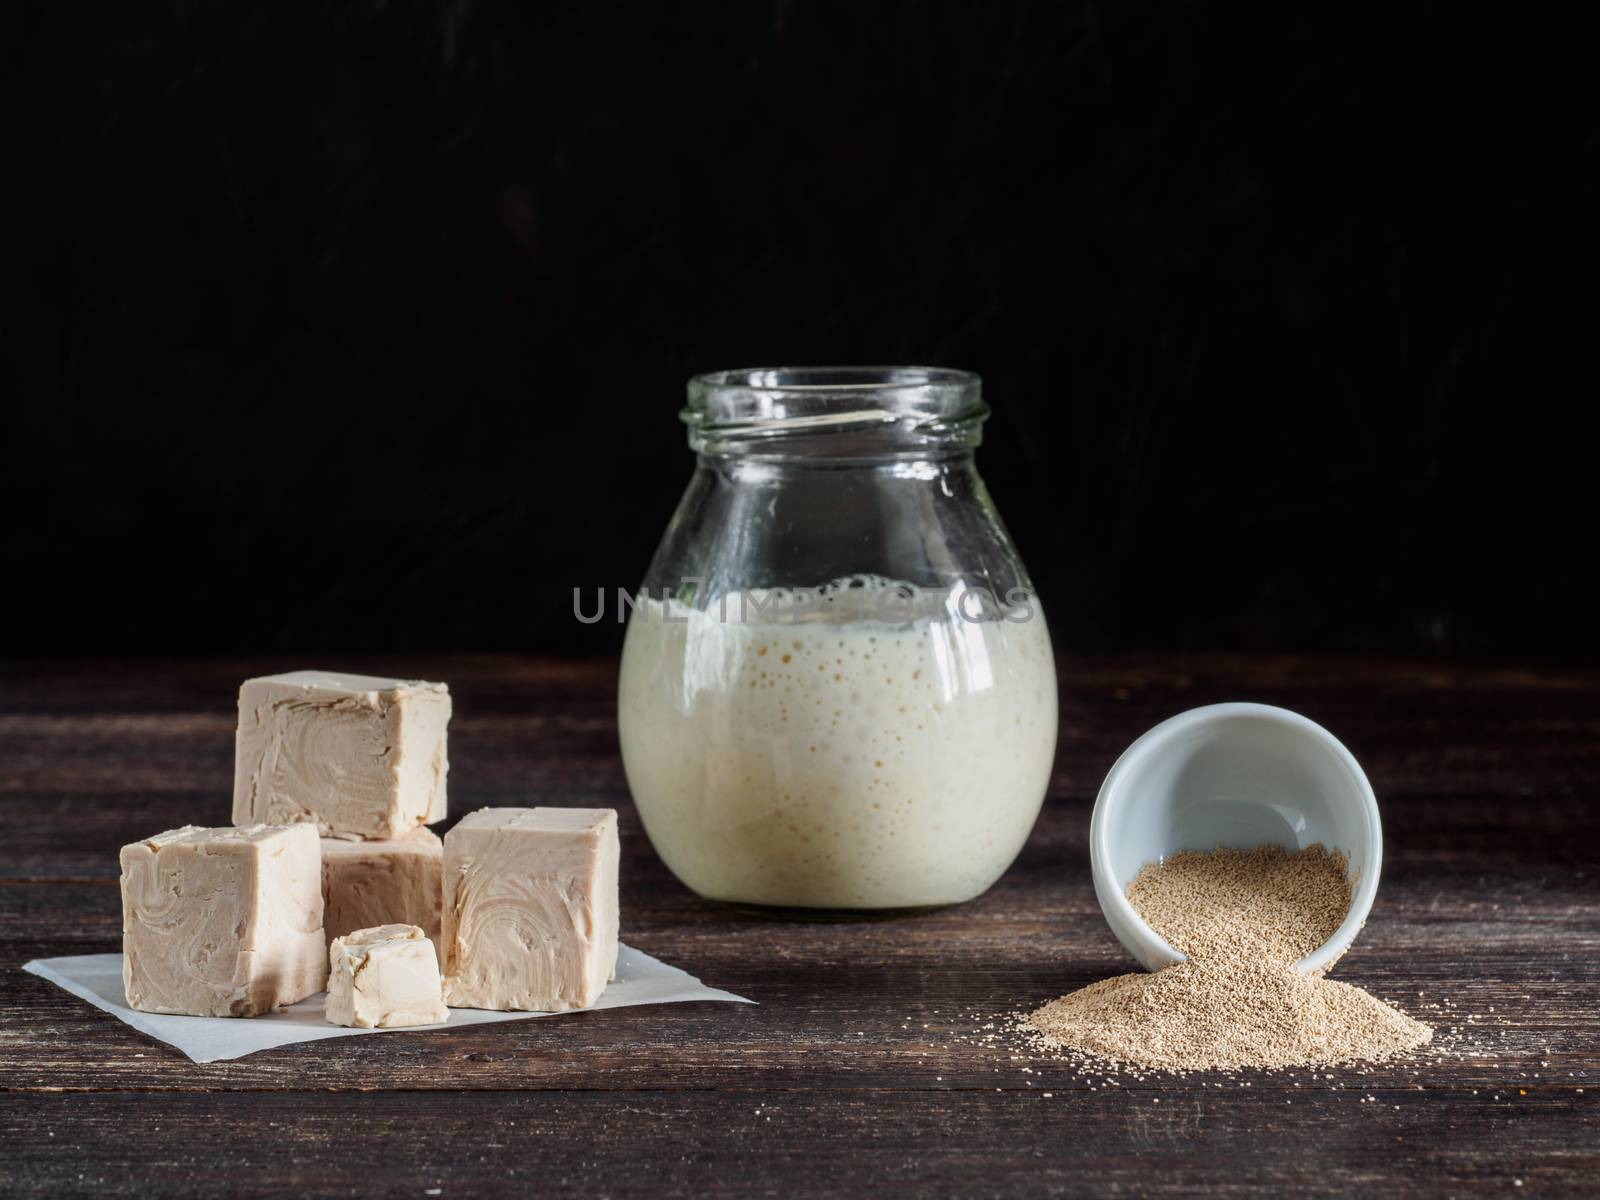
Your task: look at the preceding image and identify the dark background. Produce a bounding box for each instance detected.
[6,2,1597,660]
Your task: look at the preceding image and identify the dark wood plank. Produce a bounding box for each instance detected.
[3,1089,1595,1198]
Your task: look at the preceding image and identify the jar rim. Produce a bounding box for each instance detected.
[684,367,987,448]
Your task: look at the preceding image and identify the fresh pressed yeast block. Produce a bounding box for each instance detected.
[442,807,620,1011]
[325,924,448,1029]
[320,827,443,949]
[232,670,451,840]
[119,824,326,1017]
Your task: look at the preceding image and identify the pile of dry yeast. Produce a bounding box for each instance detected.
[1024,845,1432,1071]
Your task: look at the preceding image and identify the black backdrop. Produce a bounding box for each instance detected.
[7,2,1596,659]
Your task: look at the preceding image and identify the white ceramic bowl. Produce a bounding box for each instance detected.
[1089,702,1381,974]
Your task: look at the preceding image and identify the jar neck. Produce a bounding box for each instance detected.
[683,367,987,463]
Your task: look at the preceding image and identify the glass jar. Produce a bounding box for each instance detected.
[618,367,1058,912]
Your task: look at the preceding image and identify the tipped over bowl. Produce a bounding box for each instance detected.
[1089,702,1382,974]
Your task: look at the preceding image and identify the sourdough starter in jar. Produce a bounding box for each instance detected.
[618,579,1057,909]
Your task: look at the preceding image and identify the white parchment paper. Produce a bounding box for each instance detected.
[23,944,752,1063]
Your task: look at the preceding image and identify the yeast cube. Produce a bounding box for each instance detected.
[442,808,619,1011]
[233,670,450,840]
[320,827,443,949]
[119,824,326,1017]
[325,923,447,1029]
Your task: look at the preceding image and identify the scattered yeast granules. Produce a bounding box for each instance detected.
[1023,845,1432,1071]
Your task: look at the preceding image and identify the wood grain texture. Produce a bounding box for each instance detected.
[1,655,1597,1197]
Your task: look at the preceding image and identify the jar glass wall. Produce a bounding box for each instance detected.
[618,368,1058,912]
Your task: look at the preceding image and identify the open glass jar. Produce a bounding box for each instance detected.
[618,367,1057,912]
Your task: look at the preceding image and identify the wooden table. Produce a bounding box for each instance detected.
[3,655,1596,1196]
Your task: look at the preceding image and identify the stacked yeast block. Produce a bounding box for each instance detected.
[233,670,450,839]
[118,671,627,1024]
[443,808,620,1011]
[118,671,454,1018]
[119,825,326,1017]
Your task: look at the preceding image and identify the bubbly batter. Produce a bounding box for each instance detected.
[618,580,1058,909]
